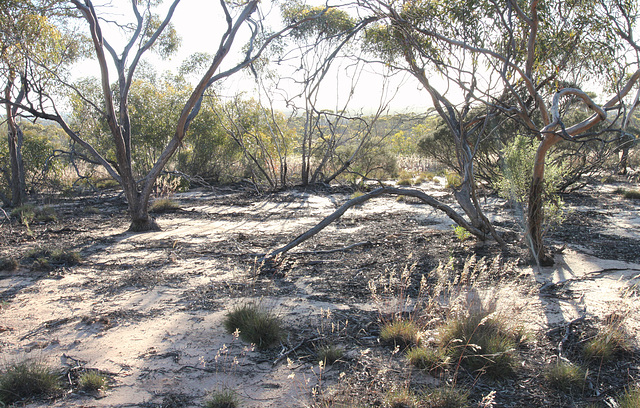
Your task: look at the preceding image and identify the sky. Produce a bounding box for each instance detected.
[74,0,431,114]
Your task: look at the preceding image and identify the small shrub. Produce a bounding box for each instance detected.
[317,344,344,365]
[405,347,449,372]
[149,198,181,213]
[0,256,18,271]
[452,225,472,242]
[396,178,414,186]
[223,303,282,350]
[444,171,461,189]
[419,386,469,408]
[439,312,518,378]
[0,359,61,404]
[617,386,640,408]
[204,388,240,408]
[78,370,107,391]
[380,319,421,350]
[545,361,586,393]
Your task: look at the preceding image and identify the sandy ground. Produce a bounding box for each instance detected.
[1,182,639,407]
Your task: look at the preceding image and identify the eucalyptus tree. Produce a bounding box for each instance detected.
[3,0,327,231]
[359,0,640,265]
[0,0,77,206]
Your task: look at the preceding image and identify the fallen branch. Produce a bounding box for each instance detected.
[264,186,486,260]
[273,336,323,367]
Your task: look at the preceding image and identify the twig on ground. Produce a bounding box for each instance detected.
[273,336,323,367]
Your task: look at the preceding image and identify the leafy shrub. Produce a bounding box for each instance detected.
[452,225,472,242]
[223,303,282,350]
[0,359,61,404]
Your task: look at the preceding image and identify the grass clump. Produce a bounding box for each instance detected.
[420,386,469,408]
[317,344,344,365]
[583,326,631,363]
[0,359,61,404]
[405,347,449,372]
[23,246,81,271]
[0,256,18,271]
[439,312,518,378]
[380,319,421,350]
[545,361,587,393]
[384,387,417,408]
[204,388,240,408]
[223,303,282,350]
[617,386,640,408]
[78,370,107,391]
[149,198,181,213]
[444,172,461,189]
[10,205,57,224]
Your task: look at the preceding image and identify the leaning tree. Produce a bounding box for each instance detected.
[359,0,640,265]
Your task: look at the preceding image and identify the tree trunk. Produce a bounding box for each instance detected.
[527,135,560,266]
[5,79,26,207]
[121,174,159,232]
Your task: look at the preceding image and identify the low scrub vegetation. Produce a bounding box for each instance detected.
[223,303,282,350]
[0,359,62,405]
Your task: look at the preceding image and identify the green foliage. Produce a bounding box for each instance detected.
[223,303,282,350]
[78,370,107,391]
[545,361,587,393]
[282,3,355,41]
[498,134,566,227]
[617,387,640,408]
[439,312,518,378]
[204,388,240,408]
[444,171,461,189]
[380,319,421,350]
[452,225,471,242]
[0,359,61,404]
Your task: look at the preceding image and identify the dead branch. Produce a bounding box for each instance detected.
[265,186,487,260]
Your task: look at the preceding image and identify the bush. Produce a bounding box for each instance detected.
[0,359,61,404]
[223,303,282,350]
[452,225,472,242]
[380,319,421,350]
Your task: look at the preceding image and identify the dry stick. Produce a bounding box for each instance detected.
[265,186,486,260]
[273,336,323,367]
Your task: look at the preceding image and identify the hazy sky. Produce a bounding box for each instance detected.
[74,0,431,114]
